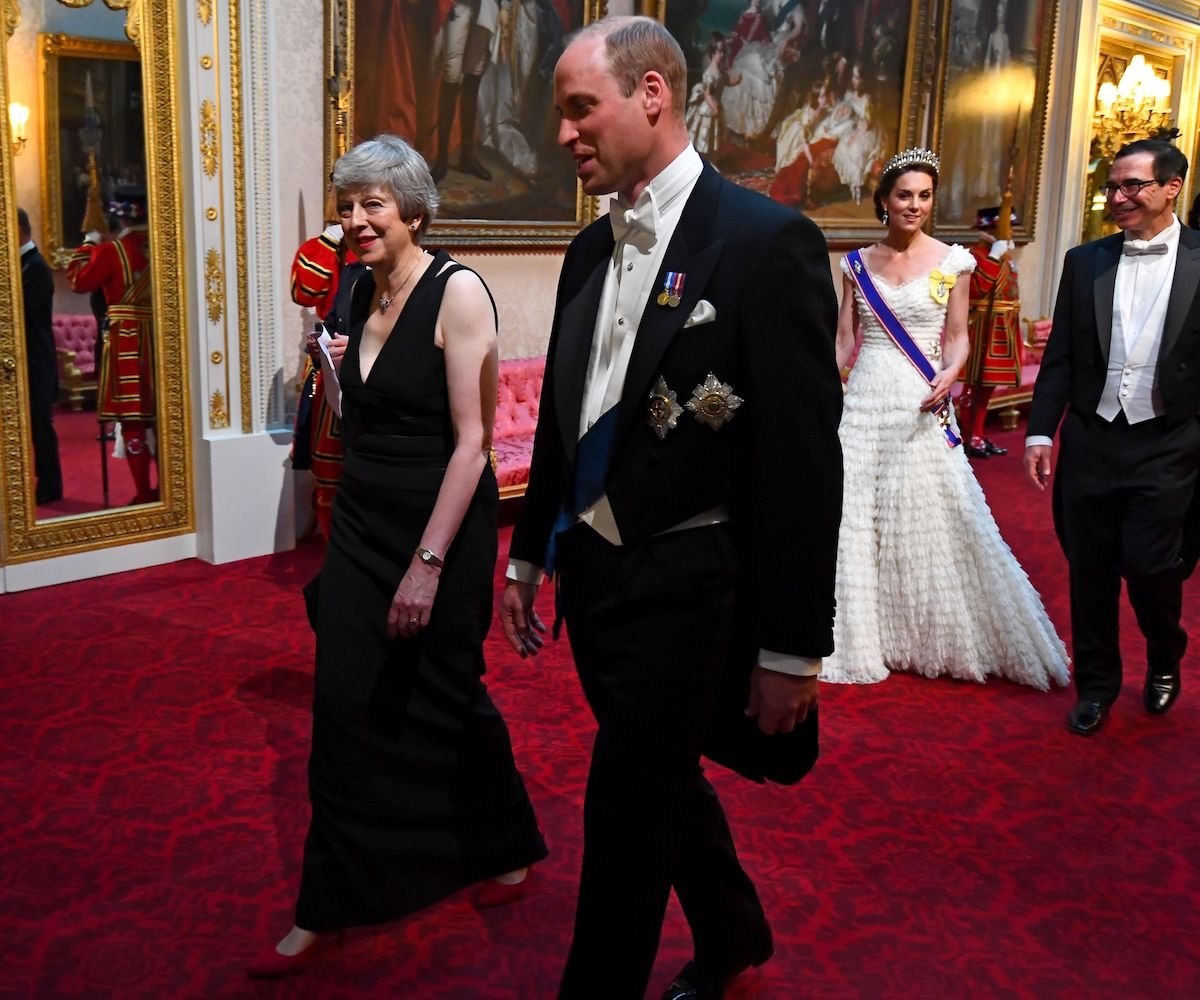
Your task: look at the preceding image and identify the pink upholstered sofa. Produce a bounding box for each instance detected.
[493,356,545,500]
[52,313,99,411]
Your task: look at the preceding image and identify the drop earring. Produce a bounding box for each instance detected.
[882,208,889,225]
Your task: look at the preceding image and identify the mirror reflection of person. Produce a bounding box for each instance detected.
[66,187,157,505]
[18,208,64,505]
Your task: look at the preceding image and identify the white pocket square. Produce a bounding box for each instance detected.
[683,299,716,328]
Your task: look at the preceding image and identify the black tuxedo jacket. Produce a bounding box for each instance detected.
[510,163,843,657]
[20,246,58,403]
[1029,225,1200,437]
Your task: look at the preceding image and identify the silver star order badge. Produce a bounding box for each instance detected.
[927,341,942,361]
[686,373,743,430]
[647,376,683,440]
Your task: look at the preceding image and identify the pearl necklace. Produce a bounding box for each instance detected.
[378,249,427,313]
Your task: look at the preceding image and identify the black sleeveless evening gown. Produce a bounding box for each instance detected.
[296,250,547,931]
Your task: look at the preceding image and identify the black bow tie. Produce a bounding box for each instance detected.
[1122,242,1169,256]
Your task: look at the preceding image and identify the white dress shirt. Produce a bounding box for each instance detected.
[1026,218,1180,449]
[508,146,819,676]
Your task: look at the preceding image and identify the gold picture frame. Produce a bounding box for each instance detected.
[929,0,1058,242]
[38,32,142,266]
[0,0,193,564]
[325,0,607,248]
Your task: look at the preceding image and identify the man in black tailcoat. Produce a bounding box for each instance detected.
[499,15,843,1000]
[18,207,63,504]
[1026,139,1200,735]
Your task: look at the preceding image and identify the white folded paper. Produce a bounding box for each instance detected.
[314,323,342,418]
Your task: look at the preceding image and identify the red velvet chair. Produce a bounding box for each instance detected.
[492,356,545,500]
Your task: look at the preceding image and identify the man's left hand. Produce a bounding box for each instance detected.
[746,666,817,734]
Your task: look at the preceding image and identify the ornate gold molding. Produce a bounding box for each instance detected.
[230,0,251,433]
[205,248,223,323]
[199,98,218,177]
[209,390,229,429]
[3,0,19,39]
[198,0,213,26]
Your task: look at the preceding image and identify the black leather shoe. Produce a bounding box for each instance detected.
[1144,672,1180,715]
[982,439,1008,456]
[1067,699,1109,735]
[661,943,774,1000]
[964,443,991,459]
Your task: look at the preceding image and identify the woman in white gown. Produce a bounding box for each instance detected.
[826,148,1069,688]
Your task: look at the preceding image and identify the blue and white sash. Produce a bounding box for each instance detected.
[845,249,961,448]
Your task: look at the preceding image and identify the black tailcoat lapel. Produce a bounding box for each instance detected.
[553,238,613,466]
[1093,236,1121,363]
[1161,227,1200,366]
[615,165,726,452]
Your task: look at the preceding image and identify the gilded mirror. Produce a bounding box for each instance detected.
[0,0,191,564]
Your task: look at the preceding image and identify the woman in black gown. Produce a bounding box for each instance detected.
[250,134,547,978]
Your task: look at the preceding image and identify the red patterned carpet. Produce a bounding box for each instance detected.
[2,425,1199,999]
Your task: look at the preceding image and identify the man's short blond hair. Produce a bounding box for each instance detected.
[573,15,687,117]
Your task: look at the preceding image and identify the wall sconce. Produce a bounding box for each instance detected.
[1093,54,1174,159]
[9,102,29,156]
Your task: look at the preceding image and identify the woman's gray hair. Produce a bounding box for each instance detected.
[332,133,439,242]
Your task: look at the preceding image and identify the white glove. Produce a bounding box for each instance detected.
[988,239,1010,259]
[83,230,102,245]
[321,223,344,243]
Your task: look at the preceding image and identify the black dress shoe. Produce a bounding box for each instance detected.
[661,944,774,1000]
[1067,699,1109,735]
[1144,672,1181,715]
[964,443,991,459]
[982,439,1008,456]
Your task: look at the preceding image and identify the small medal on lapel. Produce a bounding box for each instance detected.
[686,373,743,430]
[647,376,683,440]
[929,269,955,306]
[657,271,685,308]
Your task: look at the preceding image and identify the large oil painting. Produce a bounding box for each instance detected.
[339,0,603,247]
[931,0,1056,241]
[663,0,932,243]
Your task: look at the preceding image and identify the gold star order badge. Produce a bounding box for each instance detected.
[647,376,683,440]
[686,373,743,430]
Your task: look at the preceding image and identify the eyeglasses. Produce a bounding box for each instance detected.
[1102,178,1159,198]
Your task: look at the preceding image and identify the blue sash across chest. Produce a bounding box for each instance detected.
[845,249,961,448]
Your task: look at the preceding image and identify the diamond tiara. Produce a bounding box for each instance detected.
[882,147,940,178]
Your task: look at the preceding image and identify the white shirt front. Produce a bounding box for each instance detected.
[1026,217,1180,448]
[576,146,704,543]
[1095,217,1179,424]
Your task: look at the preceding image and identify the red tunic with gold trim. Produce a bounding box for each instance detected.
[291,230,356,526]
[963,241,1022,388]
[66,228,155,422]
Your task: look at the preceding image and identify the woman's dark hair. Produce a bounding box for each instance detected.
[873,162,938,222]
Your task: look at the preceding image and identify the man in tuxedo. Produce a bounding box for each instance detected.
[1026,139,1200,735]
[17,208,63,505]
[499,16,842,999]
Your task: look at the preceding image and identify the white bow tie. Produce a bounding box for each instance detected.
[610,194,657,252]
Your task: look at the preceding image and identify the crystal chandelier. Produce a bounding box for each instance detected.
[1093,54,1174,159]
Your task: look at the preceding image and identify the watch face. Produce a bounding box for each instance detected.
[421,550,433,563]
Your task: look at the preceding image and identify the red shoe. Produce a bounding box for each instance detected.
[470,868,536,909]
[246,931,343,979]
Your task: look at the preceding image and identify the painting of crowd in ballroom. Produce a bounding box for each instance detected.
[668,0,918,225]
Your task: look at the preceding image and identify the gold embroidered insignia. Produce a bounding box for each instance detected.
[647,376,683,440]
[929,269,956,306]
[686,374,743,430]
